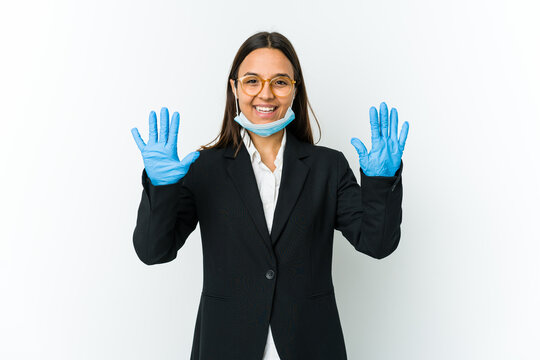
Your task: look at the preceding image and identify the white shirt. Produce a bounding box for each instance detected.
[240,127,285,360]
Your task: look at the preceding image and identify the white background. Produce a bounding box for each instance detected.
[1,0,539,359]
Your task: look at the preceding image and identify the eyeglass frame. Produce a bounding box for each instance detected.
[234,74,297,98]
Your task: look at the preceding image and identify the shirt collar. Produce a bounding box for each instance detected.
[240,127,287,167]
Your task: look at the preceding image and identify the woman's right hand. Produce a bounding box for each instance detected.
[131,107,200,186]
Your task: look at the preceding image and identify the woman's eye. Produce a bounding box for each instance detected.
[273,80,289,87]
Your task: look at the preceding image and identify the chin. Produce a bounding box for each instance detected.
[250,115,277,123]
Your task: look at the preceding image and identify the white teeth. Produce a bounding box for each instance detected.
[255,106,276,112]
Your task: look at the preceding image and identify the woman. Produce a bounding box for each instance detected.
[131,31,409,360]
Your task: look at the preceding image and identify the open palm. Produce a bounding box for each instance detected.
[351,102,409,177]
[131,107,199,186]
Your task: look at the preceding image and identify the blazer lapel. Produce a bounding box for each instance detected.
[224,130,311,251]
[270,132,310,246]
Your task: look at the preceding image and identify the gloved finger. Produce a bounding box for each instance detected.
[169,111,180,148]
[369,106,381,142]
[131,127,146,152]
[351,137,368,158]
[351,138,369,172]
[389,107,398,143]
[380,102,389,139]
[181,151,200,167]
[159,107,169,143]
[148,110,158,144]
[398,121,409,152]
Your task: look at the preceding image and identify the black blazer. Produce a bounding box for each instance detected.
[133,130,403,360]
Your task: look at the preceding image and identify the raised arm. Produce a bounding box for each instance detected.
[133,168,198,265]
[335,101,409,259]
[131,107,200,265]
[334,151,403,259]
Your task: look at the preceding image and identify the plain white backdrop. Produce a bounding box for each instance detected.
[1,0,539,359]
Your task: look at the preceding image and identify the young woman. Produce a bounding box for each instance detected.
[131,31,409,360]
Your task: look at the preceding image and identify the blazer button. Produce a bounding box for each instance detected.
[265,269,275,280]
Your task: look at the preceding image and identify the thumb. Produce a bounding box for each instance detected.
[351,138,369,172]
[181,151,200,166]
[350,138,367,158]
[131,128,146,152]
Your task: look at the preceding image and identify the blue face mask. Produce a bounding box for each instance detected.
[233,92,296,137]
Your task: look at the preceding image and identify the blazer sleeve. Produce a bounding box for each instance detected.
[334,151,403,259]
[132,167,198,265]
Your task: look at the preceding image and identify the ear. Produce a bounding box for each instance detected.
[229,79,237,98]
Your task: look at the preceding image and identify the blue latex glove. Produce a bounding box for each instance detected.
[351,102,409,177]
[131,107,200,186]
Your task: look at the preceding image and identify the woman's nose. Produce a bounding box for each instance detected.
[258,80,275,98]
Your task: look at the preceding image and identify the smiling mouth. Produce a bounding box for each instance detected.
[253,105,278,116]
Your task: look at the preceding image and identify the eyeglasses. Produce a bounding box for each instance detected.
[235,74,296,97]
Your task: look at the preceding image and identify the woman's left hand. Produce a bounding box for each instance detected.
[351,102,409,177]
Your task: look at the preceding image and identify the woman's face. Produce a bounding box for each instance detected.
[230,48,296,125]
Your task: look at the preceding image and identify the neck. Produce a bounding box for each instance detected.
[246,129,284,157]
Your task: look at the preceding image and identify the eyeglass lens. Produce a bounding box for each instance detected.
[240,76,293,97]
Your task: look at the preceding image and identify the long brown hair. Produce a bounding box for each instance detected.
[197,31,321,157]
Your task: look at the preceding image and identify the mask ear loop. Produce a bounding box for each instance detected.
[233,80,240,117]
[234,83,251,145]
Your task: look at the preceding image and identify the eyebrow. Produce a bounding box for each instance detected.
[243,72,292,78]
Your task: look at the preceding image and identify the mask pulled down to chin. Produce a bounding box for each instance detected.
[233,92,296,137]
[233,106,295,137]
